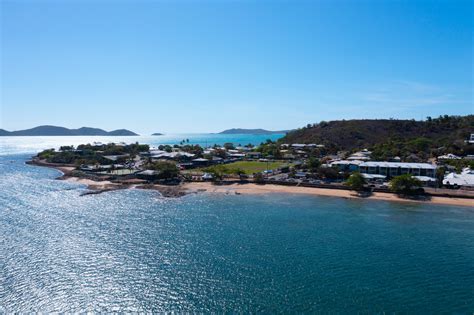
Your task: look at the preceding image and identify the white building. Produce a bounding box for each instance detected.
[437,153,461,161]
[443,168,474,187]
[347,149,372,161]
[359,161,436,178]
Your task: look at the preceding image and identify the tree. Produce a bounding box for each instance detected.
[316,166,338,180]
[223,142,235,150]
[346,172,367,191]
[307,157,321,173]
[231,168,245,176]
[390,174,423,195]
[146,161,179,179]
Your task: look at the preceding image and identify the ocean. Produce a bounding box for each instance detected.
[0,134,284,156]
[0,136,473,312]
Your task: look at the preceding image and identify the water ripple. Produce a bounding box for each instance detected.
[1,155,473,312]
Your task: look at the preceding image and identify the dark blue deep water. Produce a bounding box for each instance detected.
[1,154,473,312]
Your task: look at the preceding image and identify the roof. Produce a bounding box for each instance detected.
[137,170,157,176]
[347,156,371,161]
[102,154,129,161]
[330,160,364,166]
[229,153,246,157]
[443,169,474,186]
[152,151,195,159]
[414,176,437,182]
[437,153,461,160]
[359,161,436,169]
[362,173,386,179]
[192,158,209,162]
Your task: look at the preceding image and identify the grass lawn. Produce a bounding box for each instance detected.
[226,161,289,174]
[188,160,290,175]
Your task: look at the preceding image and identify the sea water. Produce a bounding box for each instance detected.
[0,138,473,312]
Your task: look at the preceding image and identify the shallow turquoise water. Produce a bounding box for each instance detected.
[1,153,473,312]
[0,133,284,155]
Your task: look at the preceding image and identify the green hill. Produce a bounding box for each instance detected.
[280,115,474,158]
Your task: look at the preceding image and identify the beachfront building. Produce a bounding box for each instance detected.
[358,162,436,179]
[443,168,474,188]
[330,160,363,172]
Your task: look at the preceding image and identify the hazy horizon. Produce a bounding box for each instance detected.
[1,114,472,136]
[1,0,472,134]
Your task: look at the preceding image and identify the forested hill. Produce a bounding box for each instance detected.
[280,115,474,156]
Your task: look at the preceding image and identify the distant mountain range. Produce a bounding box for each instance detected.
[0,125,139,136]
[218,128,290,135]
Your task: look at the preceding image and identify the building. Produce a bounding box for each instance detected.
[466,133,474,144]
[347,149,372,161]
[330,160,363,172]
[359,162,436,178]
[437,153,461,161]
[246,152,262,159]
[443,168,474,188]
[192,158,209,166]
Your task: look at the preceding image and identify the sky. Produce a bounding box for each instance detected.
[0,0,472,134]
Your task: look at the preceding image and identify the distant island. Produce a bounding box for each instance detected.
[151,133,164,136]
[0,125,139,136]
[218,128,290,135]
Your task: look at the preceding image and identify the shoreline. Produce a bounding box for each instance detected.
[28,160,474,207]
[183,182,474,207]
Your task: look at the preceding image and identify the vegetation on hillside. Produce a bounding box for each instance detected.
[280,115,474,159]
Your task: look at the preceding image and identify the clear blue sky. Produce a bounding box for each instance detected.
[1,0,472,134]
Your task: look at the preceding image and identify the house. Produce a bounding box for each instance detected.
[347,149,372,161]
[359,161,436,178]
[291,144,306,149]
[212,156,224,163]
[246,152,262,159]
[228,153,246,158]
[151,151,195,161]
[136,170,160,180]
[103,154,130,162]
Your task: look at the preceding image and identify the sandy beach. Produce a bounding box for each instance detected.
[32,160,472,207]
[183,182,474,208]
